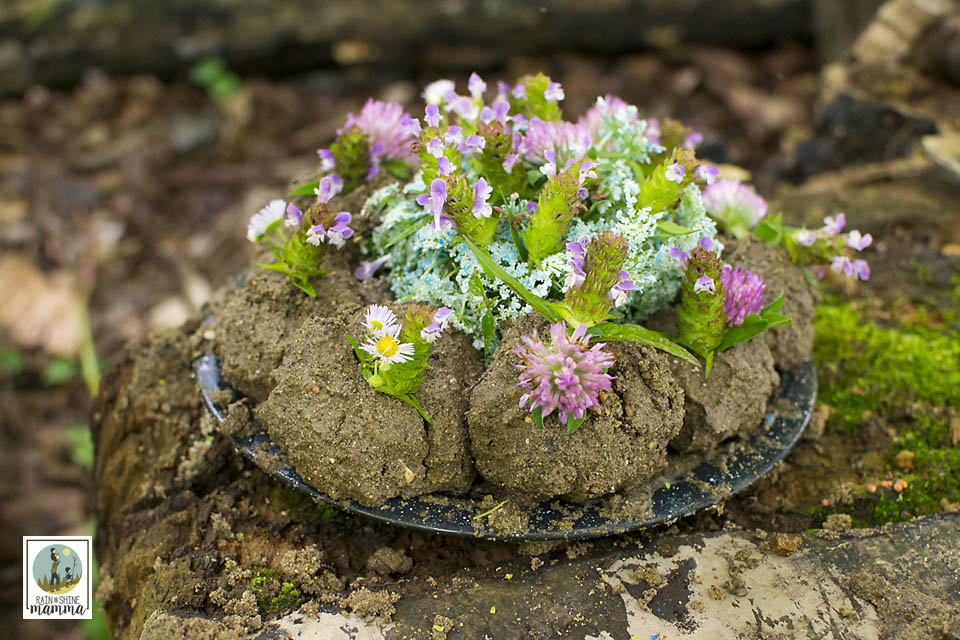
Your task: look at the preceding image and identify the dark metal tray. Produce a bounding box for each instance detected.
[197,355,815,541]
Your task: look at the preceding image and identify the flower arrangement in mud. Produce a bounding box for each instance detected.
[346,304,452,421]
[246,71,873,427]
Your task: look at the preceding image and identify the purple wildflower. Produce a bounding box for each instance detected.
[511,84,526,100]
[481,100,510,125]
[694,275,716,293]
[399,116,421,137]
[608,271,638,307]
[821,213,846,236]
[437,156,454,177]
[420,306,454,343]
[518,118,591,166]
[664,161,685,184]
[468,73,486,99]
[354,254,392,281]
[544,81,565,102]
[424,103,441,128]
[695,165,720,184]
[426,138,445,158]
[794,229,817,247]
[646,118,662,147]
[668,247,689,266]
[423,80,455,104]
[684,130,703,148]
[699,236,715,251]
[314,174,343,204]
[702,179,768,237]
[503,153,520,173]
[459,134,485,155]
[306,224,326,247]
[473,178,493,219]
[416,178,448,228]
[285,202,302,228]
[539,149,558,180]
[720,266,765,326]
[514,322,615,426]
[852,259,870,280]
[325,212,353,248]
[444,126,463,146]
[565,237,590,289]
[831,255,869,280]
[317,148,336,173]
[845,229,872,251]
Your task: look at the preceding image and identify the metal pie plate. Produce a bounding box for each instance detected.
[197,355,815,541]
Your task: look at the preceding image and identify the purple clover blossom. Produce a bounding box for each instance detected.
[354,254,392,280]
[481,100,510,125]
[721,265,765,326]
[514,322,615,426]
[326,212,354,248]
[608,271,638,307]
[473,178,493,219]
[544,81,565,102]
[341,99,418,170]
[694,275,716,293]
[424,103,441,128]
[794,229,817,247]
[314,174,344,204]
[502,153,520,173]
[821,213,846,236]
[845,229,872,251]
[317,148,336,173]
[578,95,636,142]
[420,307,454,343]
[518,118,591,166]
[664,161,685,184]
[416,178,448,229]
[468,73,486,98]
[285,203,302,228]
[701,179,768,236]
[695,165,720,184]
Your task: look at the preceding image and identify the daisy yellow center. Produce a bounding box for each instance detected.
[371,320,384,331]
[376,335,400,358]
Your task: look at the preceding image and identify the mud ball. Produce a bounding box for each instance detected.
[467,314,685,501]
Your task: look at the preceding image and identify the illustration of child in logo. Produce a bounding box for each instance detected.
[35,544,82,594]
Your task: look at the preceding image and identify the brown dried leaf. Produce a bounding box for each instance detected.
[0,254,81,356]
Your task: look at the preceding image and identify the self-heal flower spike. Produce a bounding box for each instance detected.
[694,275,715,293]
[720,266,765,326]
[248,199,287,242]
[608,271,638,307]
[364,304,400,336]
[473,178,493,219]
[701,179,768,238]
[424,103,441,128]
[326,212,354,248]
[314,174,344,204]
[677,243,726,359]
[564,231,630,325]
[514,322,615,427]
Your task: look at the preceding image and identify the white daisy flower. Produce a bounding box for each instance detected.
[363,304,399,336]
[247,199,287,242]
[361,331,415,365]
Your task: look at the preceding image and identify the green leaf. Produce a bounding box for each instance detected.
[526,168,543,187]
[532,406,545,429]
[462,237,563,324]
[42,356,77,386]
[566,416,585,434]
[468,271,486,298]
[587,323,700,366]
[754,212,784,246]
[381,215,431,249]
[345,335,370,364]
[656,220,696,237]
[382,159,412,180]
[288,181,319,197]
[290,277,317,297]
[263,218,283,236]
[259,261,293,275]
[716,291,792,352]
[481,311,495,359]
[399,394,431,423]
[509,223,529,263]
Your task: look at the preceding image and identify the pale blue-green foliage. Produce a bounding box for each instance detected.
[362,119,717,349]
